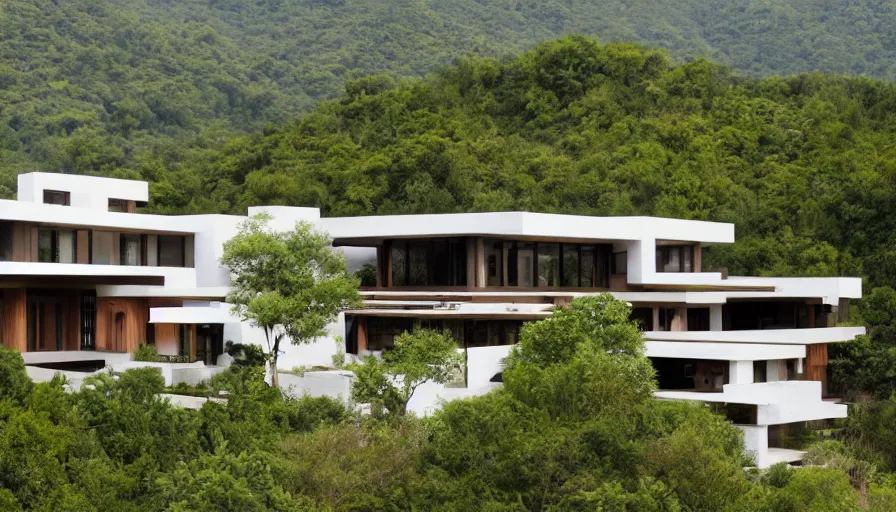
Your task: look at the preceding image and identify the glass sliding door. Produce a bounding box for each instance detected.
[537,243,560,287]
[562,244,580,287]
[120,234,143,266]
[37,229,76,263]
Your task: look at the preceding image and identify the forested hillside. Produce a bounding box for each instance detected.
[149,37,896,287]
[5,0,896,192]
[4,298,896,510]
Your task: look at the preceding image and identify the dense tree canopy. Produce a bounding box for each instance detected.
[6,0,896,201]
[144,36,896,284]
[4,297,895,510]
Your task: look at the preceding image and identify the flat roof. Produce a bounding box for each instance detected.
[322,212,735,246]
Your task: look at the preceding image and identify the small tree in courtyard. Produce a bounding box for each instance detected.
[351,329,464,418]
[221,215,360,387]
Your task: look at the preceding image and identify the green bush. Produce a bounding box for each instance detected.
[133,344,163,363]
[0,346,32,404]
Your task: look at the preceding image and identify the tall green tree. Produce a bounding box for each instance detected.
[221,214,360,387]
[350,329,464,417]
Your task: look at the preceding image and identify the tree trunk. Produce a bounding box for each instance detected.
[270,337,280,388]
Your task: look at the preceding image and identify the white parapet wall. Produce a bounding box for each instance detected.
[644,326,866,345]
[656,381,848,425]
[110,361,227,386]
[279,371,355,405]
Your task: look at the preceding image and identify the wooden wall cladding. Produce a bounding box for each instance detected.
[807,343,829,397]
[96,297,149,353]
[1,289,27,352]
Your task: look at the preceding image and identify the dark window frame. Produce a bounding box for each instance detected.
[37,228,77,263]
[43,190,70,206]
[108,198,128,212]
[611,251,627,275]
[157,235,186,268]
[389,238,468,287]
[656,245,695,273]
[119,233,146,266]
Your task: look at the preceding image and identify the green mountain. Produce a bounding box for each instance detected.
[4,0,896,194]
[161,37,896,285]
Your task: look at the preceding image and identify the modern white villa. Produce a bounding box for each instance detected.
[0,172,865,468]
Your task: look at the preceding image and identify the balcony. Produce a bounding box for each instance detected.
[644,326,866,345]
[0,261,195,287]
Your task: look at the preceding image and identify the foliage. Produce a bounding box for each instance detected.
[223,341,267,368]
[3,300,896,510]
[7,0,896,193]
[134,344,164,362]
[355,263,378,287]
[418,295,750,510]
[831,286,896,399]
[99,35,879,297]
[221,214,360,386]
[350,329,464,417]
[0,347,33,404]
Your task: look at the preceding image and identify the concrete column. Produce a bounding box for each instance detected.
[710,304,723,331]
[626,238,656,285]
[672,308,688,331]
[737,425,769,468]
[474,238,486,288]
[729,360,754,384]
[185,235,195,268]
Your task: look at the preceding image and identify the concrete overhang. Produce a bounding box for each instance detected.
[644,326,866,345]
[324,212,734,246]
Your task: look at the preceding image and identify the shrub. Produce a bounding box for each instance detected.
[133,344,163,362]
[0,346,33,403]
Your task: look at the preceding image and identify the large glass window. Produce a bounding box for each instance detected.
[506,242,535,287]
[0,222,13,261]
[485,239,504,287]
[562,245,580,287]
[92,231,113,264]
[536,243,560,287]
[80,291,96,350]
[656,245,695,273]
[158,235,185,267]
[391,241,407,286]
[390,239,467,287]
[612,251,627,274]
[37,229,76,263]
[480,240,609,288]
[658,308,675,331]
[120,234,143,266]
[687,308,710,331]
[408,242,429,286]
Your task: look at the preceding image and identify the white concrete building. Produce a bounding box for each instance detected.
[0,172,864,467]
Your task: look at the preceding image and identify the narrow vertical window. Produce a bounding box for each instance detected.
[485,239,504,286]
[120,234,143,266]
[537,243,560,287]
[391,241,407,286]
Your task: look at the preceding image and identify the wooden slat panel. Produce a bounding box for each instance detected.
[154,323,178,356]
[11,223,34,262]
[76,231,90,264]
[1,289,27,352]
[807,343,829,397]
[96,297,148,353]
[357,317,368,353]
